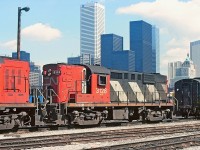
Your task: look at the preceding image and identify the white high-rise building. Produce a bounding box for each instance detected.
[30,62,42,87]
[168,54,196,89]
[190,40,200,77]
[80,2,105,65]
[29,72,41,87]
[168,61,182,86]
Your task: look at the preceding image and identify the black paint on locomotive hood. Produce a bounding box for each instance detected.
[80,64,110,75]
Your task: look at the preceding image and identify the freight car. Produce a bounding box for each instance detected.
[174,78,200,118]
[0,57,174,130]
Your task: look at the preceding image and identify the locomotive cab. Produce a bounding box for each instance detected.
[43,64,110,104]
[75,65,110,103]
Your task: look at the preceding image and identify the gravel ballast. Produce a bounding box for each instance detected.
[1,120,200,149]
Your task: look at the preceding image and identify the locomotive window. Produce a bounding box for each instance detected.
[98,75,107,86]
[124,73,128,79]
[131,74,135,80]
[138,74,142,80]
[111,72,122,79]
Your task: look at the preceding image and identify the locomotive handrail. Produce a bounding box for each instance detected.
[42,88,61,101]
[36,88,47,102]
[48,88,61,115]
[170,96,178,111]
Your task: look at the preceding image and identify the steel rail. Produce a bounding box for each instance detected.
[1,123,200,149]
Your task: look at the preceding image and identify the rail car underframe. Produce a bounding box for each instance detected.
[35,102,174,126]
[67,102,174,124]
[0,104,35,130]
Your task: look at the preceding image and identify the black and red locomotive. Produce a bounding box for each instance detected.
[0,56,174,130]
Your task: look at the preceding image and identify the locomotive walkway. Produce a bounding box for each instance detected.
[1,122,200,149]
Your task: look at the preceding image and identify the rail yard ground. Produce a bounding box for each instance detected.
[1,119,200,149]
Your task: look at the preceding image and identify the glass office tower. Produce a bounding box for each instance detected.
[12,51,30,62]
[152,26,160,73]
[101,34,123,68]
[101,34,135,71]
[130,20,156,73]
[190,40,200,77]
[80,2,105,65]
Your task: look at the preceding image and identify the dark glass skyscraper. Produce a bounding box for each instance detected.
[101,34,123,68]
[130,20,157,73]
[12,51,30,62]
[101,34,135,71]
[111,50,135,72]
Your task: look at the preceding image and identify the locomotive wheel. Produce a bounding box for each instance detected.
[183,109,190,119]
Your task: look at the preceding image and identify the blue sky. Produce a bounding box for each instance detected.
[1,0,200,75]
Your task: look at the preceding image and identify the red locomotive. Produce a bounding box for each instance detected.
[41,63,173,126]
[0,57,174,130]
[0,56,34,130]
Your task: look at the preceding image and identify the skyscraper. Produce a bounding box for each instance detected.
[67,56,80,64]
[168,61,182,87]
[190,40,200,77]
[12,51,30,62]
[30,62,42,87]
[168,55,196,89]
[152,26,160,73]
[130,20,158,73]
[80,2,105,65]
[101,34,123,68]
[101,34,135,71]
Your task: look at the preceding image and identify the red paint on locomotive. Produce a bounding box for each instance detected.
[76,73,110,103]
[43,64,110,103]
[0,57,29,103]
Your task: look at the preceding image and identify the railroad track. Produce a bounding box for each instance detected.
[0,116,195,135]
[89,134,200,150]
[1,123,200,149]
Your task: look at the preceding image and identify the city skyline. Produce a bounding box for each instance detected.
[1,0,200,75]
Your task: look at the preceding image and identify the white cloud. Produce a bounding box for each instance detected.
[0,23,61,52]
[160,47,188,72]
[116,0,200,74]
[22,23,62,41]
[0,40,17,50]
[167,38,189,49]
[116,0,200,38]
